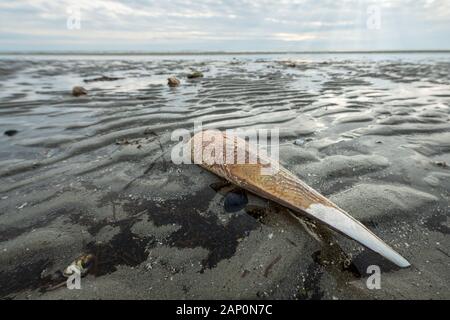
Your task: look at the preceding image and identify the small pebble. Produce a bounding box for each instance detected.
[187,71,204,79]
[72,86,88,97]
[4,130,18,137]
[433,160,447,168]
[224,190,248,213]
[168,76,180,87]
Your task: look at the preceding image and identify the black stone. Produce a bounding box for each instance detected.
[4,130,18,137]
[224,190,248,213]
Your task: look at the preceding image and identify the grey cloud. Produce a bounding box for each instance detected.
[0,0,449,51]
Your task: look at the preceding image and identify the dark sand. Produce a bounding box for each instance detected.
[0,53,449,299]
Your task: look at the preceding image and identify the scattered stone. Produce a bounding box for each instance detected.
[168,76,181,87]
[117,138,133,145]
[115,137,144,149]
[4,130,18,137]
[224,190,248,213]
[187,71,204,79]
[433,160,448,168]
[72,86,88,97]
[84,75,121,83]
[294,138,313,146]
[280,61,297,68]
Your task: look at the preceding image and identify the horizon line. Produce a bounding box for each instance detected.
[1,49,450,56]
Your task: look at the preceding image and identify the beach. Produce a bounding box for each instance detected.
[0,53,449,299]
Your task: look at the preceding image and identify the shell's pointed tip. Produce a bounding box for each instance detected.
[305,203,411,268]
[396,256,411,268]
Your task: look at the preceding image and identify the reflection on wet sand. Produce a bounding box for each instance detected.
[0,54,449,299]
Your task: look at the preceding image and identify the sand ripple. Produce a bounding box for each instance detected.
[0,54,449,299]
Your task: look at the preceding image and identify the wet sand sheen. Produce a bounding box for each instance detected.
[0,53,449,299]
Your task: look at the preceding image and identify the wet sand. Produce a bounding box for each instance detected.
[0,53,449,299]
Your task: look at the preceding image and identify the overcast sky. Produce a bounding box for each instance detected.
[0,0,449,52]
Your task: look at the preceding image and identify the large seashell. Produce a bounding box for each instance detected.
[189,131,410,268]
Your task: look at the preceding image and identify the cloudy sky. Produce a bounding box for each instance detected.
[0,0,449,52]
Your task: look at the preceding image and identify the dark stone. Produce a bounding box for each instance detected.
[224,190,248,213]
[187,71,204,79]
[4,130,18,137]
[83,75,121,83]
[72,86,88,97]
[168,76,181,87]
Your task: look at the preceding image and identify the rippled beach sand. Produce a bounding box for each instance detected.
[0,53,449,299]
